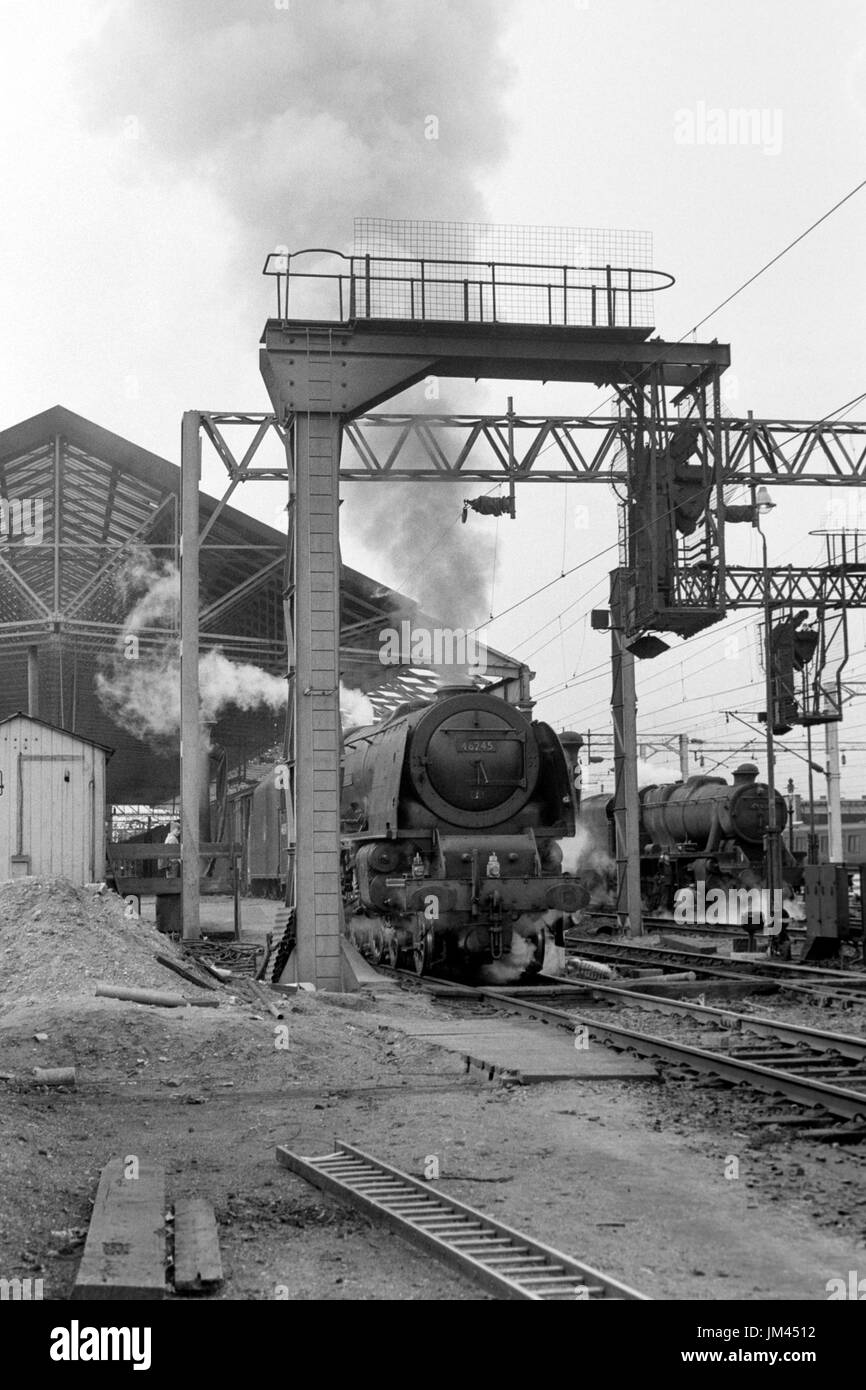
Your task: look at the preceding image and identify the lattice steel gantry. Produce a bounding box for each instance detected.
[180,239,729,967]
[177,237,866,960]
[176,224,866,962]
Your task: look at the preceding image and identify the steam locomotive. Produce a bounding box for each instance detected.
[339,687,587,977]
[579,763,802,924]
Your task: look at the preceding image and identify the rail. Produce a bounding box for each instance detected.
[376,967,866,1124]
[262,247,674,329]
[488,992,866,1123]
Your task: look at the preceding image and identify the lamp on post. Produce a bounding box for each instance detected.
[753,484,782,933]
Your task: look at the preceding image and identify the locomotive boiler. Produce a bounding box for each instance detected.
[640,764,787,858]
[341,686,587,977]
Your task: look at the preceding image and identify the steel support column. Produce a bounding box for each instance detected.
[180,412,201,941]
[610,570,642,934]
[293,410,343,989]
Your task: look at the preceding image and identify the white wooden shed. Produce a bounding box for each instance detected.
[0,714,112,883]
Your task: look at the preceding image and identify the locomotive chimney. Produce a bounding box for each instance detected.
[732,762,759,787]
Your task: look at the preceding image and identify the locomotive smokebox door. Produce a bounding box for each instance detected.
[408,691,541,829]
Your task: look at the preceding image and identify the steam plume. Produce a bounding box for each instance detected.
[339,683,374,730]
[558,824,612,877]
[96,554,373,738]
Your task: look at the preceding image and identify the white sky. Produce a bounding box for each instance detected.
[2,0,865,803]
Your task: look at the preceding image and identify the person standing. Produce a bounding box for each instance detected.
[161,821,180,877]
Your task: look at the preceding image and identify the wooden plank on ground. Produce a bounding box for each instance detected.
[173,1198,224,1294]
[73,1158,166,1300]
[155,953,217,991]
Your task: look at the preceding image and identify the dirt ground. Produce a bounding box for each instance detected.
[1,879,864,1301]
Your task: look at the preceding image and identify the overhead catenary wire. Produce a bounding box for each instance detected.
[686,177,866,337]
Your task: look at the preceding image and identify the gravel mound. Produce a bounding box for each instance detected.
[0,877,189,1009]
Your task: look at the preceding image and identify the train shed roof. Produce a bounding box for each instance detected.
[0,407,526,801]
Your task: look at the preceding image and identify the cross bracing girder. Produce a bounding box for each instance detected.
[340,415,866,483]
[725,567,866,608]
[196,411,866,484]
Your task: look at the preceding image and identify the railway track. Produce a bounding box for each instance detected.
[377,965,866,1127]
[488,991,866,1124]
[568,979,866,1058]
[565,932,866,1004]
[588,910,806,940]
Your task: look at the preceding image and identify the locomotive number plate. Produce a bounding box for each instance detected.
[457,740,496,753]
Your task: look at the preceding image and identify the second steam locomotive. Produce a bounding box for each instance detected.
[579,762,802,923]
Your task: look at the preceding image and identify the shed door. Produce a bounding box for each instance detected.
[18,755,90,880]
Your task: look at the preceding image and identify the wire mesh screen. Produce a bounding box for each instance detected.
[352,218,658,328]
[354,219,652,269]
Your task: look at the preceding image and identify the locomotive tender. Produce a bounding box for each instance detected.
[340,686,587,976]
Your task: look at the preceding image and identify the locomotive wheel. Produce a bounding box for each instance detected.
[386,934,401,968]
[413,928,434,976]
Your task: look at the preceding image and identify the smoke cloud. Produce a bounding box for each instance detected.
[74,1,517,660]
[73,0,516,264]
[355,482,496,628]
[73,0,515,629]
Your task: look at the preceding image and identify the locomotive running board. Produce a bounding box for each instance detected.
[276,1139,648,1301]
